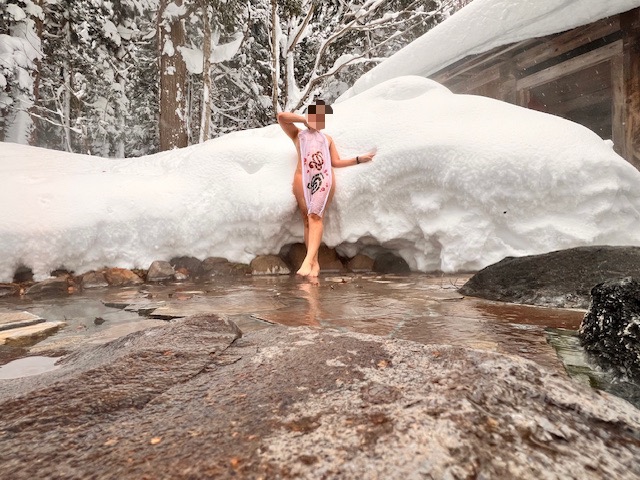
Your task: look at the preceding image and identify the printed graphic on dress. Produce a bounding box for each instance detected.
[309,151,324,170]
[307,173,324,194]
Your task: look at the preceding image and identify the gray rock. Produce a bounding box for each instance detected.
[24,277,72,297]
[201,257,250,277]
[250,255,290,275]
[200,256,229,272]
[283,244,345,272]
[459,246,640,308]
[169,256,203,278]
[146,261,175,282]
[347,253,375,272]
[80,271,109,289]
[0,319,638,479]
[579,277,640,381]
[318,245,345,272]
[283,242,307,271]
[373,252,411,274]
[12,266,33,283]
[0,283,19,297]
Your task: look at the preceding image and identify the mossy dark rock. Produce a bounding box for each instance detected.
[169,256,203,277]
[579,277,640,381]
[459,246,640,308]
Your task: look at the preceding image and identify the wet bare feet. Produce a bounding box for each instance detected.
[309,265,320,277]
[297,260,319,277]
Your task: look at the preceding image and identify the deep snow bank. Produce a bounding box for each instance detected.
[1,76,640,281]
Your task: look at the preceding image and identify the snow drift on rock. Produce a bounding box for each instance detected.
[1,76,640,281]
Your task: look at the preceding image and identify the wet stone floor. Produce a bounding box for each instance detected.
[0,273,587,380]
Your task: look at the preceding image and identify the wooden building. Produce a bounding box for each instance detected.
[430,7,640,170]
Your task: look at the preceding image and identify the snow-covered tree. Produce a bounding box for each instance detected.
[0,0,43,144]
[269,0,452,113]
[1,0,459,155]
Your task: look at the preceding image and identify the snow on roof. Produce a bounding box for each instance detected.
[338,0,640,101]
[2,76,640,281]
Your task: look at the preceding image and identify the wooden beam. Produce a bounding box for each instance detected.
[621,8,640,169]
[517,41,622,90]
[446,63,501,94]
[611,53,626,158]
[430,40,534,84]
[514,16,620,71]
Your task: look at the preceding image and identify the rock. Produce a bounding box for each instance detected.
[318,245,345,272]
[146,261,175,282]
[169,256,203,278]
[50,268,73,277]
[103,268,143,287]
[579,277,640,381]
[250,255,291,275]
[459,246,640,308]
[201,257,251,277]
[284,243,344,272]
[24,277,73,297]
[79,271,109,289]
[373,252,411,274]
[13,266,33,283]
[0,311,45,331]
[0,283,20,297]
[0,321,66,346]
[347,254,375,272]
[0,322,639,479]
[284,243,307,271]
[201,256,228,271]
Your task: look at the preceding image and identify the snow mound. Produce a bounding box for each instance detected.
[1,76,640,281]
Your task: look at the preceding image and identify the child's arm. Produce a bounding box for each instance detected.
[277,112,307,140]
[327,134,375,168]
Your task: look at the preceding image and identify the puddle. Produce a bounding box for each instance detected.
[0,355,61,379]
[0,273,600,388]
[546,328,640,408]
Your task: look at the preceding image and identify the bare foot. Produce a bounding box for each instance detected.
[297,261,313,276]
[309,264,320,277]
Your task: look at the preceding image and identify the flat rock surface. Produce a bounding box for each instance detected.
[0,311,44,331]
[1,315,639,479]
[0,321,66,346]
[459,245,640,308]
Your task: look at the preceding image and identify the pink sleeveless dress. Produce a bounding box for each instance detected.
[298,129,332,217]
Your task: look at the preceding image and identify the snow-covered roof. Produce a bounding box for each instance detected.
[339,0,640,101]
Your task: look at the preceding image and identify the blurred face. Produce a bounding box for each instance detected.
[306,104,327,130]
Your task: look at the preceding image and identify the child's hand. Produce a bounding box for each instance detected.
[358,152,375,163]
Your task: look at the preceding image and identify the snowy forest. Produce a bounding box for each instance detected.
[0,0,467,157]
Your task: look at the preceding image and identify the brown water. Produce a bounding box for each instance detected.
[0,274,585,376]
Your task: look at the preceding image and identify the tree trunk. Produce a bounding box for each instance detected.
[62,20,72,152]
[158,0,188,151]
[28,0,44,147]
[199,0,212,143]
[270,0,280,115]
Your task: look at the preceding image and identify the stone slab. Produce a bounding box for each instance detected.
[149,298,285,319]
[0,311,45,332]
[0,321,66,346]
[0,317,638,479]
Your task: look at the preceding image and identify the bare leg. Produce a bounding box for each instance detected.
[302,213,309,248]
[292,172,309,248]
[297,214,323,277]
